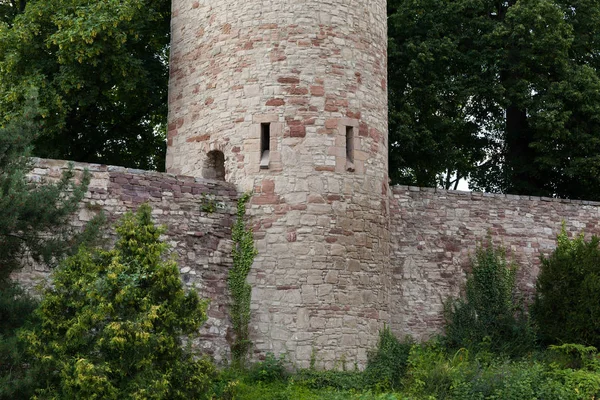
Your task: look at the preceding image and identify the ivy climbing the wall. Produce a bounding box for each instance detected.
[229,193,257,367]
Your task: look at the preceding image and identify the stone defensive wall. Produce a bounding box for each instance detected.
[17,159,239,363]
[389,185,600,342]
[15,159,600,367]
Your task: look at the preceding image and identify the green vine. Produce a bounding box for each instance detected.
[229,193,257,367]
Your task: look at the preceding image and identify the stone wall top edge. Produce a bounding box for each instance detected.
[32,158,238,192]
[390,184,600,207]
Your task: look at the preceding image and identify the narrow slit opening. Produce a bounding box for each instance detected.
[346,126,354,163]
[260,123,271,169]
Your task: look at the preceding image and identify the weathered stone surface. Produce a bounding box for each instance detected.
[16,159,237,364]
[167,0,390,368]
[16,160,600,370]
[389,186,600,342]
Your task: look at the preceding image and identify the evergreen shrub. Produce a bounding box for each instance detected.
[533,228,600,348]
[0,283,40,400]
[21,204,215,399]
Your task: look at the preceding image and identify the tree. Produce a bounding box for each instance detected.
[0,89,102,283]
[388,0,600,199]
[0,89,104,399]
[387,0,489,189]
[0,0,170,170]
[21,204,215,399]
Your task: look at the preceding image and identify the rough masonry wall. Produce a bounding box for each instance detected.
[389,186,600,341]
[168,0,390,368]
[16,159,238,363]
[167,0,388,185]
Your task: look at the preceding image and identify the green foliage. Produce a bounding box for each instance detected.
[547,343,600,371]
[20,204,215,399]
[0,282,40,400]
[363,326,413,391]
[247,353,288,383]
[213,368,397,400]
[403,341,472,399]
[444,239,535,356]
[295,369,365,392]
[200,193,226,214]
[0,89,103,282]
[388,0,600,198]
[533,228,600,348]
[229,193,257,366]
[216,344,600,400]
[0,0,169,170]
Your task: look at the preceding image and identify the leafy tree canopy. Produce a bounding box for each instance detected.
[0,0,170,170]
[388,0,600,199]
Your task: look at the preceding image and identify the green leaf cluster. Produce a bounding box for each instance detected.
[444,239,535,356]
[0,88,102,282]
[363,326,413,392]
[229,193,257,367]
[533,228,600,348]
[388,0,600,199]
[0,282,40,400]
[21,204,215,399]
[0,0,170,170]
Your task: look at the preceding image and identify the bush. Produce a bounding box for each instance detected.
[533,228,600,348]
[247,353,288,383]
[444,239,535,356]
[21,204,215,399]
[295,369,365,392]
[0,283,40,400]
[363,326,412,391]
[403,341,472,399]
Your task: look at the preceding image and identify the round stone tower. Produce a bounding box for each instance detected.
[167,0,389,367]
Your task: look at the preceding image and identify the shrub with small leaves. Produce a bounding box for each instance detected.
[21,204,215,399]
[364,326,412,391]
[247,353,288,383]
[444,238,535,356]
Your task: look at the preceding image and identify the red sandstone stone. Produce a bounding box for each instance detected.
[287,232,297,242]
[288,87,309,95]
[289,125,306,137]
[186,134,210,142]
[325,119,338,129]
[266,98,285,106]
[261,179,275,193]
[278,77,300,84]
[359,123,369,137]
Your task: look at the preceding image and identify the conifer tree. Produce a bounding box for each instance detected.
[0,89,101,283]
[22,205,215,399]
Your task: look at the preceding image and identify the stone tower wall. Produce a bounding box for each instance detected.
[389,186,600,341]
[167,0,390,368]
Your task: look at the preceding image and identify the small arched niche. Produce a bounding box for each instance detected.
[202,150,226,181]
